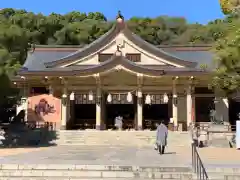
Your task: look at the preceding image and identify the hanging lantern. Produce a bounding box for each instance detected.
[145,94,151,105]
[163,93,169,103]
[107,93,112,103]
[127,92,133,102]
[137,91,142,98]
[88,91,94,101]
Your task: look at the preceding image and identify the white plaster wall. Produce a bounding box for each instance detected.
[101,41,118,54]
[76,55,99,65]
[101,39,165,65]
[70,32,183,66]
[124,42,166,65]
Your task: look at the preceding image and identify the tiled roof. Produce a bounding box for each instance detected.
[22,45,214,71]
[19,54,209,77]
[162,48,214,69]
[23,51,75,71]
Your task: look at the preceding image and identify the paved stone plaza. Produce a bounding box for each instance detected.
[199,147,240,167]
[1,145,240,180]
[0,145,192,166]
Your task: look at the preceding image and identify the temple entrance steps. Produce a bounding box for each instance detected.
[0,165,193,180]
[55,130,192,147]
[201,168,240,180]
[0,145,193,180]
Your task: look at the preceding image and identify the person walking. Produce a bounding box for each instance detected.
[156,120,168,155]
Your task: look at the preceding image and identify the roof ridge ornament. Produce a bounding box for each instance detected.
[116,10,124,22]
[115,45,122,56]
[116,10,124,26]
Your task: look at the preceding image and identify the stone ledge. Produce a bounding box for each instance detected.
[224,175,240,180]
[0,170,192,178]
[0,164,192,172]
[0,147,49,157]
[0,178,190,180]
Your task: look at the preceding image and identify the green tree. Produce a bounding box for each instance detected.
[211,18,240,95]
[54,20,111,45]
[219,0,240,14]
[0,16,29,105]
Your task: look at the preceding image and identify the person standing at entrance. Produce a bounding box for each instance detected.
[156,120,168,155]
[115,115,123,130]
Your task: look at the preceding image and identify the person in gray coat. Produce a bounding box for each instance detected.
[156,120,168,155]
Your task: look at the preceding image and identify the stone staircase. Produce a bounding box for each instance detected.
[0,131,195,180]
[205,167,240,180]
[55,130,192,147]
[197,147,240,180]
[2,157,240,180]
[0,164,193,180]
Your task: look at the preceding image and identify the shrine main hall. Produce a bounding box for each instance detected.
[13,13,234,131]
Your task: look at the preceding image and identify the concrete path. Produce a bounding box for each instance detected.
[0,147,50,157]
[198,147,240,167]
[0,145,191,167]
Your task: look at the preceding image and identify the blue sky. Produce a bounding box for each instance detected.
[2,0,225,24]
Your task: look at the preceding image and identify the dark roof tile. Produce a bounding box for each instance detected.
[23,51,76,70]
[22,46,215,71]
[19,55,208,77]
[163,49,214,69]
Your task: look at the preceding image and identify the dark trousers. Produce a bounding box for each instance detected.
[158,145,165,154]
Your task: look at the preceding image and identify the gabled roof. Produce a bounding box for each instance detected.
[22,44,214,72]
[44,24,121,68]
[18,54,208,77]
[42,13,197,68]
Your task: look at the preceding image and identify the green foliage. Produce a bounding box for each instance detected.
[219,0,240,15]
[211,17,240,95]
[0,8,233,47]
[199,64,208,71]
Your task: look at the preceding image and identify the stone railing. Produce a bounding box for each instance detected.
[192,122,236,147]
